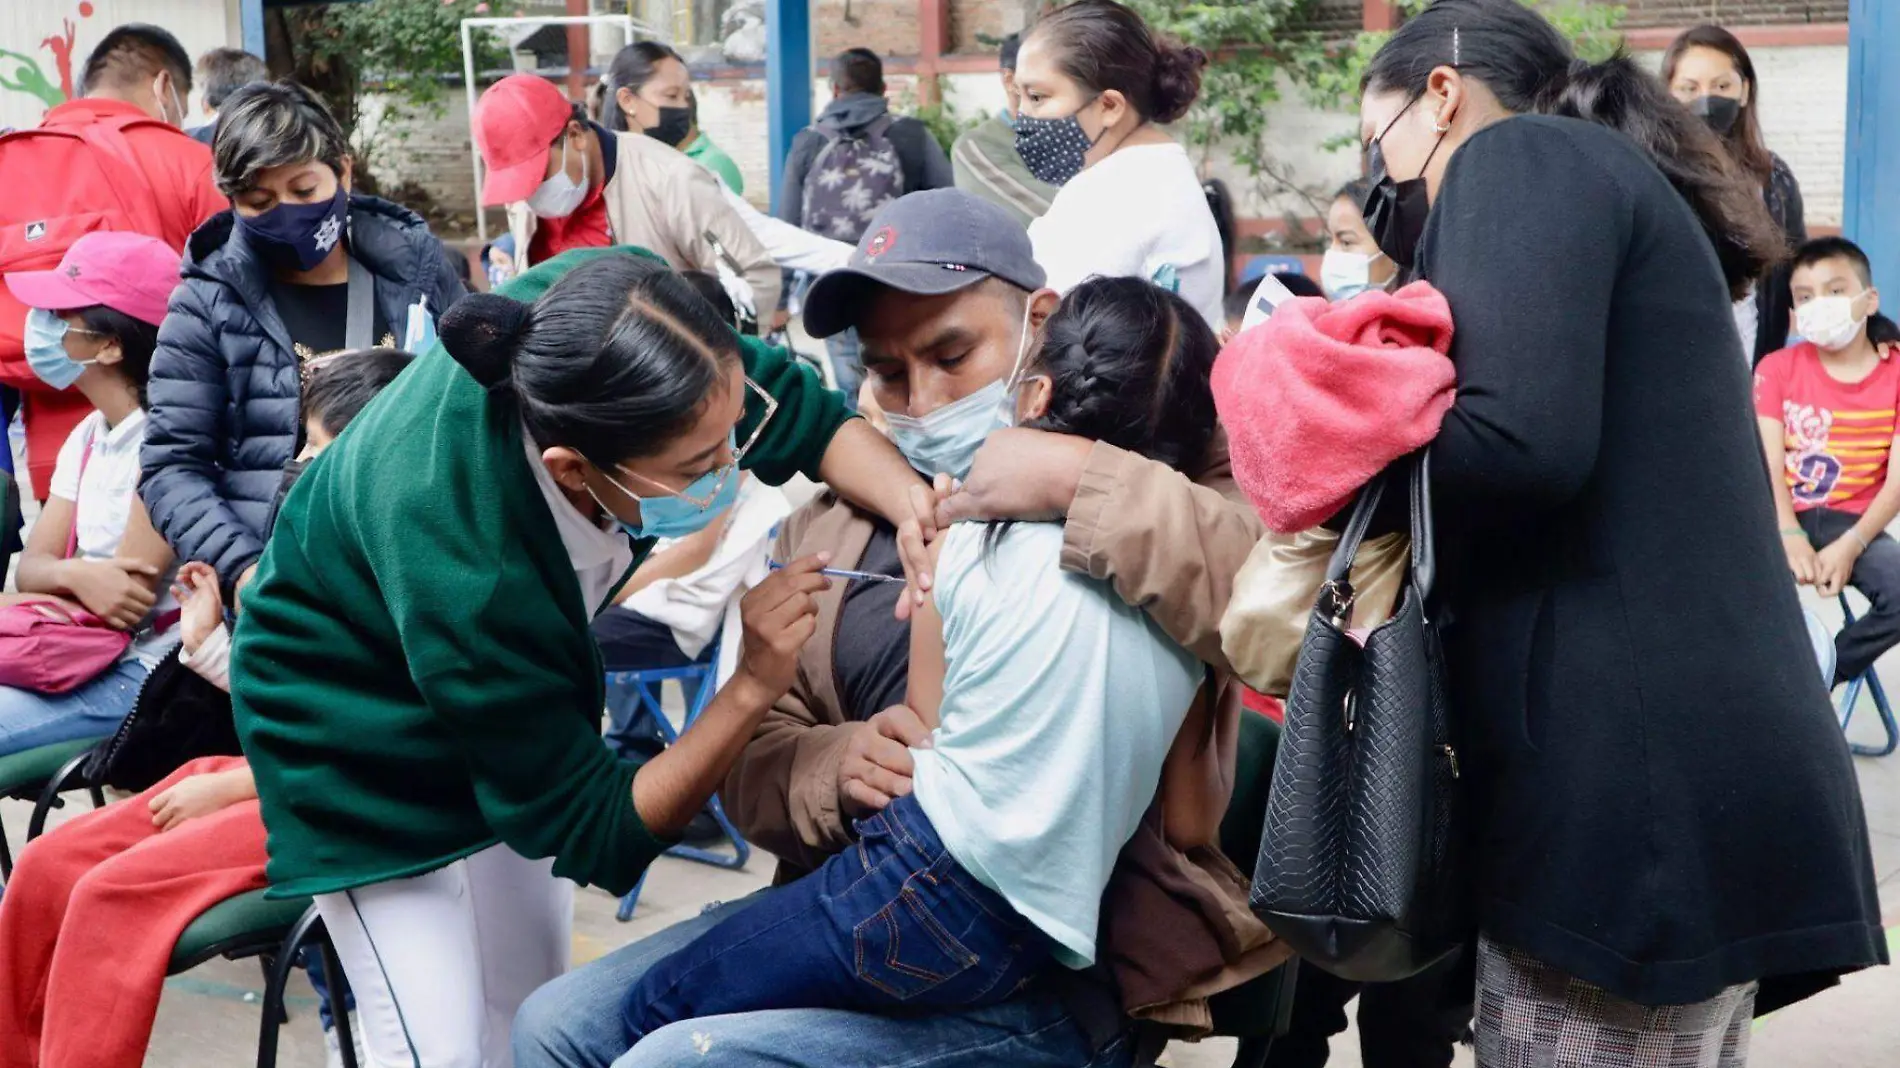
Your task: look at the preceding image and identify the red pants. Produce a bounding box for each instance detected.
[0,756,266,1068]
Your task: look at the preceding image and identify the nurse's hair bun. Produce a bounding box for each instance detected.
[1149,43,1207,125]
[440,292,531,393]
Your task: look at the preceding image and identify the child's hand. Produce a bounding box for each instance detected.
[1814,539,1863,598]
[1783,534,1820,586]
[149,771,248,831]
[170,562,226,654]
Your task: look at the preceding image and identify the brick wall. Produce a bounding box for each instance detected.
[814,0,922,60]
[1619,0,1850,28]
[1288,0,1370,43]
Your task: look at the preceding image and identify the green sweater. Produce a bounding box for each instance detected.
[232,246,855,899]
[686,133,745,196]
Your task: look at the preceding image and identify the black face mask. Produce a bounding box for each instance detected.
[1689,95,1742,137]
[643,105,692,148]
[1361,99,1447,270]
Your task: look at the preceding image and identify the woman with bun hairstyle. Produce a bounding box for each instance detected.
[1015,0,1227,328]
[229,246,938,1067]
[1355,0,1882,1060]
[1662,24,1805,360]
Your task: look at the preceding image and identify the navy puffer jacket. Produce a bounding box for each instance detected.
[141,195,465,591]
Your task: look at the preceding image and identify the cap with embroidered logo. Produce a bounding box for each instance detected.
[801,189,1046,339]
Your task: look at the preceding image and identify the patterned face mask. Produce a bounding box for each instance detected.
[1013,99,1102,187]
[239,184,348,272]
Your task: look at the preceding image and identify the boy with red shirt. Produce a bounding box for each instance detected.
[1755,236,1900,685]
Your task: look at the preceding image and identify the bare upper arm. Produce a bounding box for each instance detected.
[905,538,948,729]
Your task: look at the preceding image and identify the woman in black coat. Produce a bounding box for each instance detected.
[1357,1,1884,1061]
[1663,24,1807,362]
[141,80,464,599]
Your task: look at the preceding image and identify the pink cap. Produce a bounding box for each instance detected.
[473,75,575,207]
[4,231,181,327]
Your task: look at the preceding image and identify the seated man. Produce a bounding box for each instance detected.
[1756,235,1900,686]
[513,191,1268,1068]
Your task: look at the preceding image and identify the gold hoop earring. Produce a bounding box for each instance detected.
[1433,115,1451,133]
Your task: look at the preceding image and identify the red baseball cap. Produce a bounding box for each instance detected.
[474,74,577,207]
[4,231,181,327]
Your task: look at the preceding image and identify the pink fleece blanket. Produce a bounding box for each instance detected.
[1212,282,1457,532]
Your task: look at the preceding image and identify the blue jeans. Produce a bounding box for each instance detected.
[513,894,1133,1068]
[621,794,1051,1043]
[0,657,147,758]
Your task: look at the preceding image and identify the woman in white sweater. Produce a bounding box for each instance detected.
[1015,0,1226,328]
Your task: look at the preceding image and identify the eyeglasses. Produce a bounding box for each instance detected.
[613,376,777,509]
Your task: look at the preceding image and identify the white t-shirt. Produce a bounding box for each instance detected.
[523,428,635,617]
[909,522,1201,967]
[48,409,179,664]
[1029,141,1225,329]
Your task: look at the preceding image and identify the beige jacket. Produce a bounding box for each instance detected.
[722,432,1286,1033]
[506,129,779,313]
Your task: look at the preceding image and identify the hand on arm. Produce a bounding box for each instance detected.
[15,497,162,630]
[171,561,226,654]
[631,552,831,834]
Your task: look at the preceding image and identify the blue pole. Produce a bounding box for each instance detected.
[1845,1,1898,291]
[240,0,266,58]
[765,0,812,216]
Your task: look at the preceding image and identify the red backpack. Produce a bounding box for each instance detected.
[0,113,171,390]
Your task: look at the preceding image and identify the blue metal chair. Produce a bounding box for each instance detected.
[1837,594,1898,757]
[604,639,751,921]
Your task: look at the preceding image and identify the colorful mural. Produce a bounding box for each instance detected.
[1,4,94,114]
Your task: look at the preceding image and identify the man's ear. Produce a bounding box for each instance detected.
[1027,287,1062,332]
[542,446,591,494]
[1865,286,1882,321]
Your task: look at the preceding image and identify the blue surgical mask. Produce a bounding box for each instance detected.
[24,308,96,390]
[238,184,348,272]
[590,433,741,540]
[884,301,1037,478]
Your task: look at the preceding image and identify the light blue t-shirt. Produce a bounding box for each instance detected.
[909,522,1202,967]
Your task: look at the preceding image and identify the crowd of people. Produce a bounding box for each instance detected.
[0,2,1889,1068]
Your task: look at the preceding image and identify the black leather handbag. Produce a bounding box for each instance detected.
[1249,453,1468,983]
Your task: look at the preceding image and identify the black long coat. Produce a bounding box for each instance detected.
[1416,116,1885,1010]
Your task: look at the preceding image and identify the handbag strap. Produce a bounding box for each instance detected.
[1323,470,1389,584]
[344,255,374,352]
[1410,450,1437,599]
[65,427,97,560]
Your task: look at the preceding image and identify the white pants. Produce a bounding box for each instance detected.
[314,844,574,1068]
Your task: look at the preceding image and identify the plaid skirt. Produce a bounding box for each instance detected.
[1475,935,1757,1067]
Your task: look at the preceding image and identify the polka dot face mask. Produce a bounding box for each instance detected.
[1013,99,1103,187]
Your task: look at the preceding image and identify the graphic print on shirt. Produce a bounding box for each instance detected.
[1779,398,1894,509]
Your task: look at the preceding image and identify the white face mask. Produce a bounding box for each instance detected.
[1320,247,1387,302]
[153,72,187,127]
[1796,294,1869,352]
[527,139,589,219]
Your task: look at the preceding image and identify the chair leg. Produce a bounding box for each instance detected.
[319,928,360,1068]
[1838,597,1900,757]
[615,868,651,923]
[258,908,325,1067]
[0,813,14,881]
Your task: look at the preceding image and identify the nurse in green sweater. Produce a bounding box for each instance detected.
[230,247,934,1067]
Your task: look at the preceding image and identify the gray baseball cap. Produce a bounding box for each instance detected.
[801,189,1047,339]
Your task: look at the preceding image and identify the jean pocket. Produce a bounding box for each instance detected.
[853,881,979,1001]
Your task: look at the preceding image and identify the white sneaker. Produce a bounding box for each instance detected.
[323,1013,369,1068]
